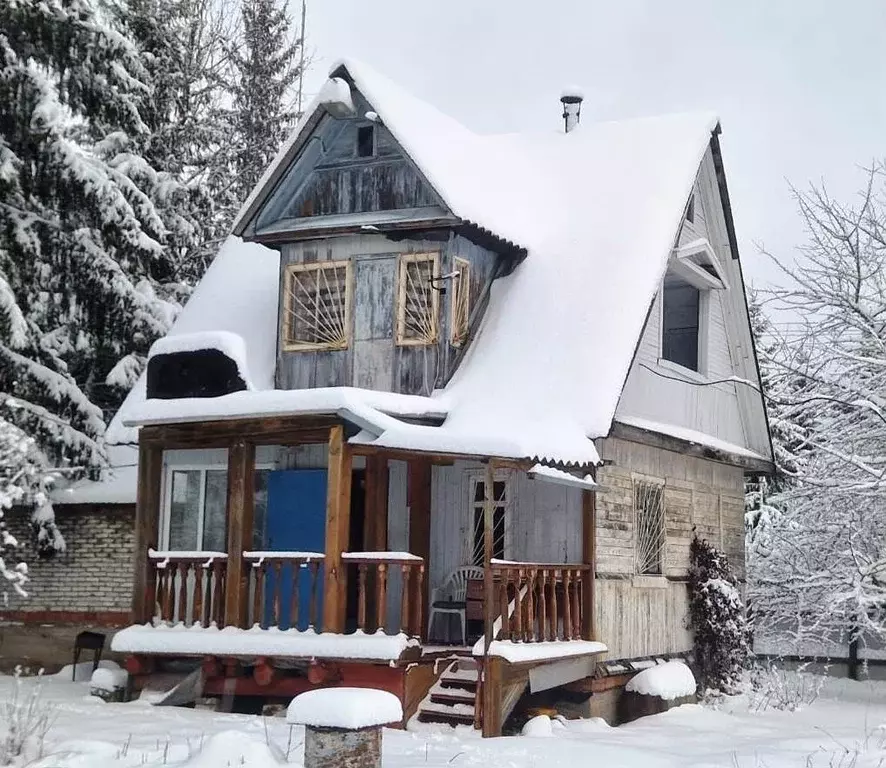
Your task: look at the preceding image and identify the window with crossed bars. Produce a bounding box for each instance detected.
[634,479,666,576]
[282,261,351,351]
[396,253,439,346]
[471,478,507,566]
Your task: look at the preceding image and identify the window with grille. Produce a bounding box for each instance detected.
[471,478,507,566]
[662,278,700,371]
[396,253,439,345]
[634,479,665,575]
[283,261,351,351]
[450,257,470,346]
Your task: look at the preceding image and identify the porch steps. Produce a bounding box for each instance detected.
[415,659,478,728]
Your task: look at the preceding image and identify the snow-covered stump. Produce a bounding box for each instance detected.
[622,661,697,723]
[287,688,403,768]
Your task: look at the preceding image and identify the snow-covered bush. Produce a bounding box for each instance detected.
[0,668,54,765]
[747,662,825,713]
[688,535,750,694]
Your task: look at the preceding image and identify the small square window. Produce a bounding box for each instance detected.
[357,125,374,157]
[634,480,665,575]
[450,258,471,346]
[283,261,352,351]
[396,253,439,345]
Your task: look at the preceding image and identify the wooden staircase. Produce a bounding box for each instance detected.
[415,658,478,727]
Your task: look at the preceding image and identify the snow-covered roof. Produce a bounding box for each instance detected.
[113,60,730,476]
[230,60,719,466]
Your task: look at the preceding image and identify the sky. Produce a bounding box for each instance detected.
[300,0,885,289]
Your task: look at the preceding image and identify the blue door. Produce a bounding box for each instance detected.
[265,469,327,630]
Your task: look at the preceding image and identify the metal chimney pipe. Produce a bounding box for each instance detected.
[560,88,584,133]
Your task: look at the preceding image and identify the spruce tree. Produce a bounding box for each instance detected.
[230,0,300,201]
[0,0,179,481]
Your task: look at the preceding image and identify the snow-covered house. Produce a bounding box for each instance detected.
[109,60,772,733]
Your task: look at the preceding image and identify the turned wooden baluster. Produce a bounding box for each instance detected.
[309,561,320,630]
[176,562,188,624]
[413,564,424,637]
[563,569,573,640]
[252,561,265,628]
[193,564,205,626]
[538,570,549,642]
[162,566,174,621]
[526,569,537,641]
[357,563,368,630]
[498,571,510,641]
[375,563,388,632]
[212,560,225,627]
[400,564,411,634]
[289,562,301,631]
[513,568,523,642]
[549,569,559,640]
[572,569,582,639]
[272,560,283,627]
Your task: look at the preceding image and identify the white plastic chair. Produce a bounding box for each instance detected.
[427,566,484,645]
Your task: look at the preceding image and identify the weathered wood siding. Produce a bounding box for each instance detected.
[615,146,769,456]
[277,233,498,395]
[594,435,746,659]
[253,94,445,234]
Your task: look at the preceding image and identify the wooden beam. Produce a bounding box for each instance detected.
[407,458,432,639]
[582,489,597,641]
[132,443,162,623]
[364,455,389,552]
[483,461,495,655]
[139,415,339,450]
[481,656,503,737]
[223,440,256,628]
[323,425,353,633]
[351,444,535,472]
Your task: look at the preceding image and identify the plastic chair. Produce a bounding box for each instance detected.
[428,566,484,645]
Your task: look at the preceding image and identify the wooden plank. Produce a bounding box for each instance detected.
[223,440,256,628]
[528,657,596,693]
[140,416,339,450]
[482,655,503,737]
[323,424,353,633]
[407,458,432,639]
[582,489,597,641]
[132,443,162,623]
[364,455,389,551]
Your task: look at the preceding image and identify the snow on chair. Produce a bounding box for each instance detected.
[428,566,483,645]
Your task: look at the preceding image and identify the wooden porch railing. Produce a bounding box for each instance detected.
[342,552,424,637]
[149,549,228,627]
[490,560,592,642]
[243,551,325,630]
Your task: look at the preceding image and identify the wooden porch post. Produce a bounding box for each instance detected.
[407,458,431,638]
[582,488,597,641]
[364,455,389,552]
[323,424,352,633]
[224,439,255,628]
[131,442,162,624]
[482,460,500,737]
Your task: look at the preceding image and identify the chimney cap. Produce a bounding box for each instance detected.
[560,86,585,105]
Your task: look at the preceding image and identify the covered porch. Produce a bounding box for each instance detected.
[120,412,603,734]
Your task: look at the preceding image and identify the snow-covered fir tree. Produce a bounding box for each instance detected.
[688,535,749,694]
[0,0,179,489]
[230,0,301,200]
[113,0,240,294]
[748,164,886,653]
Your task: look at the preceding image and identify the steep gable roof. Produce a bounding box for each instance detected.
[132,61,768,470]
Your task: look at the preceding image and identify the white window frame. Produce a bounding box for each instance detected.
[631,473,666,578]
[658,271,711,381]
[282,259,353,352]
[160,461,274,551]
[466,471,514,566]
[450,257,471,347]
[396,252,440,346]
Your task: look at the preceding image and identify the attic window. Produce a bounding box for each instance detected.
[396,252,439,346]
[283,260,352,351]
[685,194,695,224]
[661,277,700,372]
[634,478,665,576]
[356,125,375,157]
[450,257,471,346]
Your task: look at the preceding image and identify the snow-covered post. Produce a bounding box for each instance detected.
[286,688,403,768]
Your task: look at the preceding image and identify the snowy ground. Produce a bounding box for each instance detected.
[0,669,882,767]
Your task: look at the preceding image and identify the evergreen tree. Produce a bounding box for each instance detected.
[230,0,300,201]
[0,0,179,481]
[688,535,750,694]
